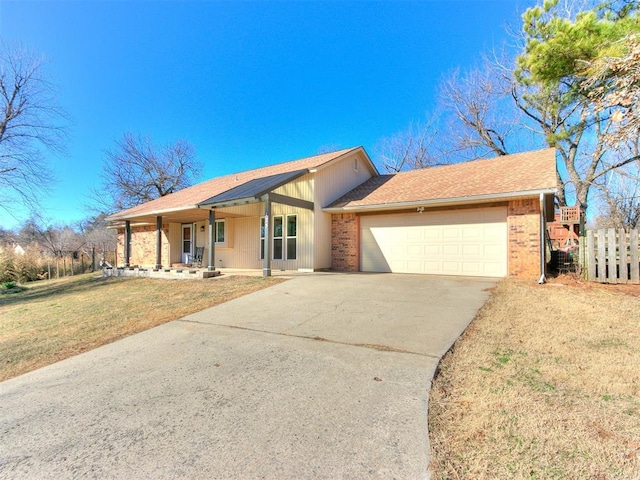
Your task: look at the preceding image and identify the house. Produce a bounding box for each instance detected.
[107,146,557,281]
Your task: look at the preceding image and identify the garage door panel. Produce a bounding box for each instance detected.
[462,263,481,274]
[443,245,460,256]
[360,207,507,277]
[462,244,481,256]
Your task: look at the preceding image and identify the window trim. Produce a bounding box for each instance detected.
[286,214,297,261]
[214,219,226,246]
[260,214,297,261]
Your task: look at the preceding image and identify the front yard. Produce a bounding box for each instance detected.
[429,278,640,479]
[0,273,283,382]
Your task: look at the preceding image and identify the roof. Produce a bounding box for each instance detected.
[108,147,366,221]
[198,169,309,208]
[327,148,557,211]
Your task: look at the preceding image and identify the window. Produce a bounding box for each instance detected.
[260,217,265,260]
[260,215,297,261]
[215,219,225,244]
[273,216,283,260]
[286,215,297,260]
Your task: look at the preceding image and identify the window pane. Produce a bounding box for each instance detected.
[287,216,296,237]
[273,239,283,260]
[216,221,225,242]
[274,216,283,238]
[287,238,296,260]
[260,218,265,260]
[183,241,191,254]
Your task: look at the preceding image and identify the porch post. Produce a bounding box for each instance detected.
[263,194,272,277]
[208,209,215,271]
[155,215,162,270]
[124,220,131,267]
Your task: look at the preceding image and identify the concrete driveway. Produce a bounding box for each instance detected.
[0,273,495,479]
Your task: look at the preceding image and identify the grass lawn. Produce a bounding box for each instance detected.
[0,273,283,382]
[429,278,640,479]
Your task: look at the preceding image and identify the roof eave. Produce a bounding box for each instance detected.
[323,188,557,213]
[107,204,200,222]
[309,146,379,176]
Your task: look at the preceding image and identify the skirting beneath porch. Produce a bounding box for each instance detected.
[103,267,220,279]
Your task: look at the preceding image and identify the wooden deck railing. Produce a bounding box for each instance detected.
[559,206,581,223]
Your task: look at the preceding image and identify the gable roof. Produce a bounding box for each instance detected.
[198,169,309,208]
[326,148,557,211]
[108,147,370,221]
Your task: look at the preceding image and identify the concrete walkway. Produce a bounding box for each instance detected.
[0,273,495,479]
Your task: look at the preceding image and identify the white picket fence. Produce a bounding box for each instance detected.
[584,229,640,284]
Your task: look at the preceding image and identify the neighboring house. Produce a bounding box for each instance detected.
[108,146,557,280]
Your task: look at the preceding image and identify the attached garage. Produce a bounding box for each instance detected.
[327,148,558,281]
[360,207,507,277]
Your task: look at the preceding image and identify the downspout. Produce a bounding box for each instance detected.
[538,193,547,285]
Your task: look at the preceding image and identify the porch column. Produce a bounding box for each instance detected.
[155,215,162,270]
[208,209,215,271]
[263,194,272,277]
[124,220,131,267]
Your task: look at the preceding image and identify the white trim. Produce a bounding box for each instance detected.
[323,188,557,213]
[181,224,193,264]
[214,219,227,246]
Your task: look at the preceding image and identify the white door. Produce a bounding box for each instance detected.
[182,224,192,264]
[360,207,507,277]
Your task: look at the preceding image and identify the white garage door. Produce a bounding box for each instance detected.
[360,207,507,277]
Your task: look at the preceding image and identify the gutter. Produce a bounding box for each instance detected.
[106,204,200,222]
[323,188,557,213]
[538,192,547,285]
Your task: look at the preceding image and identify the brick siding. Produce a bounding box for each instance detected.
[116,224,170,268]
[331,213,359,271]
[507,199,542,279]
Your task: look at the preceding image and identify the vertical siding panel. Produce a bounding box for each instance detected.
[313,152,375,269]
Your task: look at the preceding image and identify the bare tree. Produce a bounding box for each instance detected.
[375,117,444,173]
[92,132,202,214]
[0,42,66,215]
[439,63,516,160]
[79,214,117,268]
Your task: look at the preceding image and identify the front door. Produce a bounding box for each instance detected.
[182,224,192,264]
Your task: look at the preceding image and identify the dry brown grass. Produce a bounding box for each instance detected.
[429,278,640,480]
[0,273,283,382]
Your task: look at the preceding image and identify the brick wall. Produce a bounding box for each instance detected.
[507,199,542,279]
[331,213,359,271]
[116,224,170,268]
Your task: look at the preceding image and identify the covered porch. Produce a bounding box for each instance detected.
[112,170,315,277]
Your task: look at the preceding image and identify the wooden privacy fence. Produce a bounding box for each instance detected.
[583,229,640,284]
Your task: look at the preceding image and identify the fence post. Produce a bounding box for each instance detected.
[607,229,617,284]
[586,230,595,281]
[631,230,639,284]
[619,228,628,283]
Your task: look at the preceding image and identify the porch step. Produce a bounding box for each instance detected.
[103,267,220,280]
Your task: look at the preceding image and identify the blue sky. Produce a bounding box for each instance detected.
[0,0,531,229]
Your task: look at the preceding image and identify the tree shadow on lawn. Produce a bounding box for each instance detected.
[0,276,133,308]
